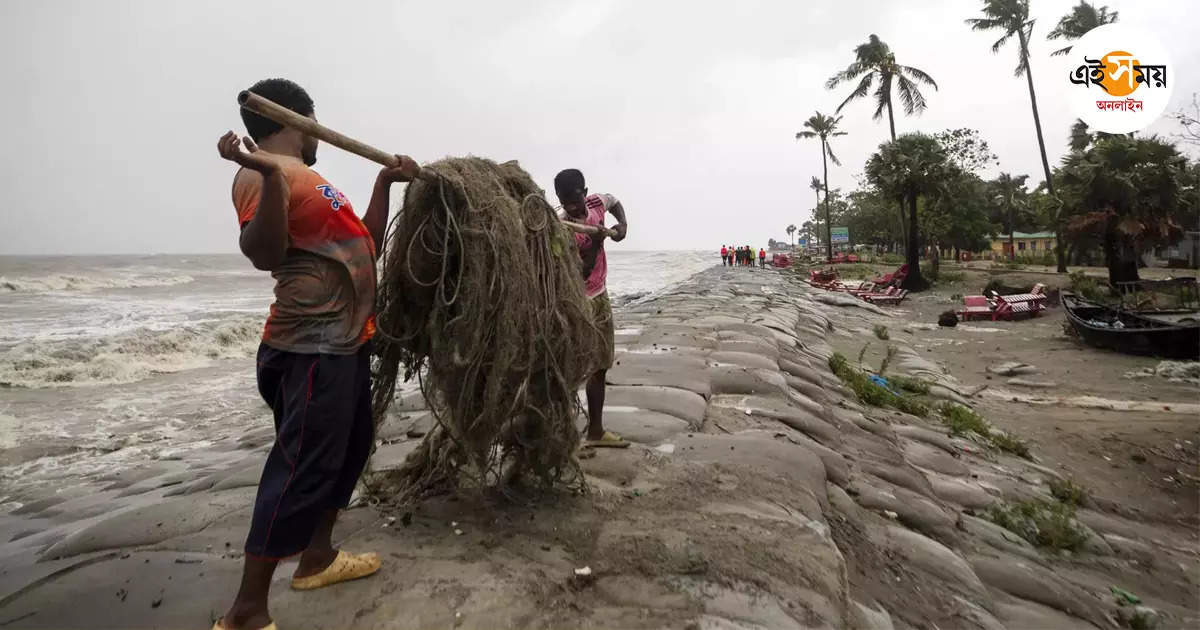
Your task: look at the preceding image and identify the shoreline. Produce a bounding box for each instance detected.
[1,264,1196,629]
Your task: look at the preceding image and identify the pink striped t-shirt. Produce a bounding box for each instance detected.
[570,193,617,298]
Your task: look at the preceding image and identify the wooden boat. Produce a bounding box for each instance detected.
[1061,292,1199,359]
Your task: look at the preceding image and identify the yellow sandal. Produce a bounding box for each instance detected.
[212,622,277,630]
[290,550,381,591]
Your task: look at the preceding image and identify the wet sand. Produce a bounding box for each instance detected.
[1,264,1197,629]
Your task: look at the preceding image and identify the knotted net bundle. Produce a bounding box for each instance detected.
[370,157,601,503]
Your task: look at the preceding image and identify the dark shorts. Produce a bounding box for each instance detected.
[245,342,374,559]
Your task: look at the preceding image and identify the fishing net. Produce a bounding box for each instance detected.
[369,157,600,504]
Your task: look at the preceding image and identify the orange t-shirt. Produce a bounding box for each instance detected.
[233,157,376,355]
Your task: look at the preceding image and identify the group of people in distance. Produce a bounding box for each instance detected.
[720,244,766,268]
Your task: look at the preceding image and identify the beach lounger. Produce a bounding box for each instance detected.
[846,282,877,296]
[863,288,908,305]
[990,291,1046,320]
[956,295,994,321]
[871,264,909,286]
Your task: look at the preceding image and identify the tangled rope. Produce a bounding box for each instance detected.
[369,157,601,503]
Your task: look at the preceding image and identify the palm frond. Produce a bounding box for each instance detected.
[900,65,938,89]
[990,29,1015,53]
[796,131,817,140]
[826,62,869,89]
[826,141,842,166]
[835,72,875,112]
[872,73,892,121]
[1051,44,1073,57]
[896,75,928,115]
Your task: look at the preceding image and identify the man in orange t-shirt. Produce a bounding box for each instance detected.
[213,78,418,630]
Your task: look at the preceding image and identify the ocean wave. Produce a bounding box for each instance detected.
[0,315,263,388]
[0,272,195,293]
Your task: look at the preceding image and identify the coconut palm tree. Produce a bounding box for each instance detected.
[795,112,847,262]
[1047,1,1118,57]
[966,0,1068,273]
[786,224,797,247]
[865,133,956,290]
[809,176,824,220]
[826,34,935,251]
[1069,119,1092,152]
[826,34,938,141]
[991,173,1031,261]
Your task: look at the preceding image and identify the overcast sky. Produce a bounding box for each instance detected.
[1,0,1195,255]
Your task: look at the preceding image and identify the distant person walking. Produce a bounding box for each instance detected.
[759,248,766,268]
[720,245,728,266]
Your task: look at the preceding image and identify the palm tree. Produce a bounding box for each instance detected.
[1069,119,1092,152]
[1048,1,1118,57]
[865,133,956,290]
[796,112,847,262]
[809,176,824,221]
[826,34,935,251]
[786,224,797,247]
[991,173,1031,261]
[801,220,815,248]
[966,0,1068,273]
[826,34,938,141]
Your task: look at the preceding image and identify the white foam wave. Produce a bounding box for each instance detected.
[0,272,195,293]
[0,315,263,387]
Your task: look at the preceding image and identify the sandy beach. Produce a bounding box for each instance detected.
[0,261,1197,629]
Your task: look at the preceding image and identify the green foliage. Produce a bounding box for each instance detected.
[828,352,928,417]
[938,403,989,436]
[1049,478,1088,507]
[1058,136,1195,284]
[989,431,1031,458]
[938,270,966,283]
[1068,270,1108,303]
[1047,2,1119,58]
[938,403,1031,457]
[880,253,905,264]
[873,324,890,340]
[986,499,1090,551]
[889,375,931,394]
[935,128,999,174]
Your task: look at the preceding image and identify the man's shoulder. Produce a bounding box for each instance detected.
[586,192,618,210]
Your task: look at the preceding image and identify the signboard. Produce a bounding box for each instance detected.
[798,238,808,246]
[831,227,849,243]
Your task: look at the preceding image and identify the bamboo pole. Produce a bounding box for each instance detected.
[236,91,614,238]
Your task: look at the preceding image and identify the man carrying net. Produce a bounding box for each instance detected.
[554,169,630,449]
[214,77,418,630]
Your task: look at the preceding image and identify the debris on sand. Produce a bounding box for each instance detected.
[987,361,1037,376]
[937,310,958,327]
[1123,360,1200,385]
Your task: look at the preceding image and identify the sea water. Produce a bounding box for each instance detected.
[0,251,714,508]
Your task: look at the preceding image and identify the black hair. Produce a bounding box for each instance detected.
[554,168,586,199]
[240,78,314,141]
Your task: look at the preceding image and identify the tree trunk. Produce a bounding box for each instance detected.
[821,141,833,262]
[885,96,907,252]
[1018,28,1068,273]
[1007,200,1015,261]
[902,194,927,290]
[1104,231,1140,286]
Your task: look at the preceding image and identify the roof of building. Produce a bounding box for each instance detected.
[991,231,1056,239]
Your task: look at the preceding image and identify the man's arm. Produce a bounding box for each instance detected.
[579,235,605,279]
[219,132,290,271]
[362,155,420,258]
[608,199,628,242]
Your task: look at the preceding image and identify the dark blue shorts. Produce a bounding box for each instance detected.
[245,342,374,559]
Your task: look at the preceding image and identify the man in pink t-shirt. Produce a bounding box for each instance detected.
[555,169,629,448]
